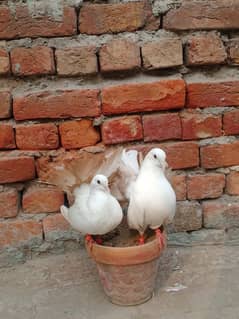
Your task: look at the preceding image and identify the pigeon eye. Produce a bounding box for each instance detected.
[153,154,157,159]
[97,180,101,184]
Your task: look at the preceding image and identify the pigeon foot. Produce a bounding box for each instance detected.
[138,234,145,245]
[85,234,95,250]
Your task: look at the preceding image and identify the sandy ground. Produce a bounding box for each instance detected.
[0,245,238,319]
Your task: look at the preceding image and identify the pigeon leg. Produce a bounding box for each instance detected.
[138,234,145,245]
[155,228,165,249]
[85,234,95,250]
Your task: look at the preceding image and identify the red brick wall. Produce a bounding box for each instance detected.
[0,0,239,256]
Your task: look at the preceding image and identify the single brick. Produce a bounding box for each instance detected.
[0,157,35,183]
[56,46,97,76]
[79,2,157,35]
[0,5,76,39]
[169,201,202,232]
[102,115,143,145]
[143,113,181,142]
[11,46,55,76]
[43,214,78,241]
[59,119,100,149]
[135,141,199,169]
[13,89,100,120]
[142,38,183,69]
[102,79,185,115]
[0,91,11,119]
[187,174,225,200]
[16,123,59,150]
[181,110,222,140]
[203,198,239,229]
[164,0,239,30]
[185,33,226,66]
[226,171,239,195]
[99,39,140,73]
[223,110,239,135]
[187,81,239,108]
[0,220,42,249]
[170,175,186,201]
[201,141,239,169]
[163,142,199,170]
[43,214,70,234]
[228,39,239,64]
[0,188,19,218]
[0,125,15,149]
[0,48,10,74]
[23,185,64,214]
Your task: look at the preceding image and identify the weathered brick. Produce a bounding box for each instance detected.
[0,5,76,39]
[11,46,55,76]
[102,79,185,115]
[187,174,225,200]
[0,48,10,74]
[187,81,239,108]
[0,220,42,249]
[23,185,64,214]
[0,91,11,119]
[43,214,78,241]
[143,113,181,142]
[13,89,100,120]
[185,33,226,66]
[142,39,183,69]
[43,214,70,233]
[135,142,199,169]
[181,110,222,140]
[168,201,202,232]
[99,39,140,73]
[56,46,97,76]
[16,123,59,150]
[0,125,15,149]
[201,141,239,169]
[228,39,239,64]
[0,157,35,183]
[163,142,199,170]
[79,2,158,35]
[223,110,239,135]
[226,171,239,195]
[0,188,19,218]
[59,119,100,149]
[164,0,239,30]
[170,174,186,201]
[203,198,239,229]
[102,115,143,145]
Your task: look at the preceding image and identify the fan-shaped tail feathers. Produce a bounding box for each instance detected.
[38,146,142,203]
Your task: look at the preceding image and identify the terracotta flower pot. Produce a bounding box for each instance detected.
[85,232,166,306]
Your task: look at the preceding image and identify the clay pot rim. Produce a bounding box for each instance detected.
[85,232,165,266]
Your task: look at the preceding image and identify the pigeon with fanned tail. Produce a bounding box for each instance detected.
[60,174,123,245]
[127,148,176,246]
[38,147,142,205]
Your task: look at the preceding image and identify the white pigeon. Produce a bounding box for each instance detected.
[60,174,123,244]
[127,148,176,246]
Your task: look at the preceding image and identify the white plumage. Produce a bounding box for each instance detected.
[127,148,176,240]
[60,174,123,236]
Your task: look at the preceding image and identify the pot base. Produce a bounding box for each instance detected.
[110,293,153,306]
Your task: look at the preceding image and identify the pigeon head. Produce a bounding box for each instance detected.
[91,174,110,193]
[145,148,168,171]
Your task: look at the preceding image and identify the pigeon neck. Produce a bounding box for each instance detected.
[140,160,165,177]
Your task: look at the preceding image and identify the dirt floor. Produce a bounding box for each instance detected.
[0,245,238,319]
